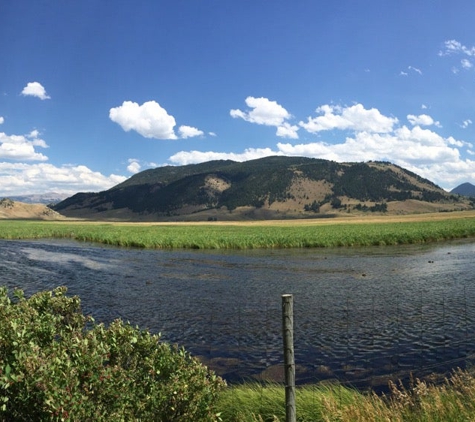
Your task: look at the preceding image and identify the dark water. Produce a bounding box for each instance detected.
[1,239,475,391]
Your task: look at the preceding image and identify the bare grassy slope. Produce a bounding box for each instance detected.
[0,198,65,220]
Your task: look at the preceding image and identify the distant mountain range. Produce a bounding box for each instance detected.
[52,156,474,221]
[2,193,69,205]
[451,182,475,197]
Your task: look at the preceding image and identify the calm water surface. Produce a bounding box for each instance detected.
[1,238,475,390]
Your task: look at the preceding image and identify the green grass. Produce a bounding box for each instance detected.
[0,216,474,249]
[217,371,475,421]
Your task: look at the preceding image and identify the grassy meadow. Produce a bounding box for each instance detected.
[0,211,475,249]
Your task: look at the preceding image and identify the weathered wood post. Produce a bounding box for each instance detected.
[282,294,296,422]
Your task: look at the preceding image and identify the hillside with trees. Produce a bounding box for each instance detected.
[52,156,473,221]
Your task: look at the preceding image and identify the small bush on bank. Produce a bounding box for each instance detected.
[0,287,225,421]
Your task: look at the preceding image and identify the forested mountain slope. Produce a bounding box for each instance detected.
[53,156,473,221]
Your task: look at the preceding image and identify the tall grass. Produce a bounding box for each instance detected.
[217,370,475,421]
[0,216,474,249]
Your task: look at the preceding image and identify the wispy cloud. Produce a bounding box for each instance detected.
[439,39,475,57]
[461,119,472,129]
[408,66,422,75]
[439,40,475,73]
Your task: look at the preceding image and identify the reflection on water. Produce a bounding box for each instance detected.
[1,239,475,390]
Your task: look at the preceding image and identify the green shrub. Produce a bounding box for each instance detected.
[0,287,225,421]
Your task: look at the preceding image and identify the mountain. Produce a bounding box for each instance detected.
[451,182,475,197]
[52,156,473,221]
[4,193,70,205]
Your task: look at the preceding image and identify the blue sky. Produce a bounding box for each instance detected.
[1,1,475,197]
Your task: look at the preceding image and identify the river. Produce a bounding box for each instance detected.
[1,238,475,391]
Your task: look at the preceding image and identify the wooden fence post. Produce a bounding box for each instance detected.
[282,294,296,422]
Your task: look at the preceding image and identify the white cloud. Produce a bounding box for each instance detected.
[407,114,441,127]
[0,117,4,125]
[127,159,141,174]
[439,40,475,57]
[461,119,473,129]
[169,147,278,166]
[0,129,126,196]
[231,96,290,126]
[440,40,475,73]
[109,100,178,139]
[299,103,398,134]
[0,162,126,197]
[208,132,217,137]
[276,122,299,139]
[169,103,475,190]
[408,66,422,75]
[230,96,298,138]
[0,132,49,161]
[21,82,50,100]
[276,126,469,188]
[178,125,204,139]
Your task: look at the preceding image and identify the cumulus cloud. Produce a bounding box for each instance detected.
[169,147,278,166]
[299,103,398,134]
[0,162,126,197]
[127,159,141,174]
[0,128,126,196]
[178,125,204,139]
[461,59,473,69]
[0,131,49,161]
[277,126,472,188]
[109,100,178,139]
[0,117,4,125]
[407,114,441,127]
[168,103,475,190]
[231,96,298,139]
[276,122,299,139]
[21,82,50,100]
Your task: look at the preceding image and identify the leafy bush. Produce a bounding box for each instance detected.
[0,287,225,421]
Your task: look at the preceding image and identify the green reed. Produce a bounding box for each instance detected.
[217,369,475,421]
[0,217,474,249]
